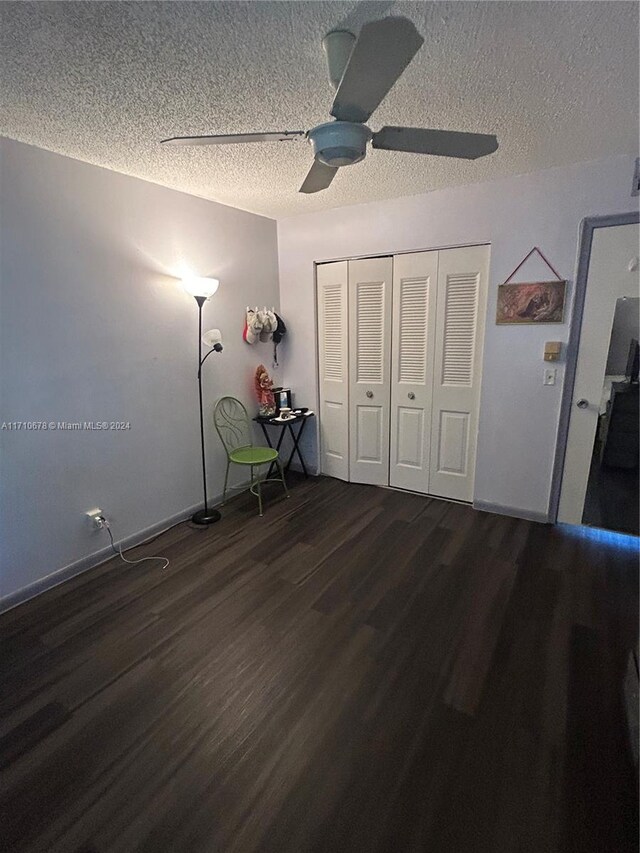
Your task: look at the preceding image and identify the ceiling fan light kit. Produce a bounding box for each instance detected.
[162,15,499,194]
[308,121,371,167]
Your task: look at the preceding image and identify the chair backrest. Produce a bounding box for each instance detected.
[214,396,252,456]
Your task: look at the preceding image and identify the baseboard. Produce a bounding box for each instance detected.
[2,488,548,614]
[287,461,321,477]
[472,499,551,524]
[0,482,249,614]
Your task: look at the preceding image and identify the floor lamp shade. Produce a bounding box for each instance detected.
[202,329,223,349]
[182,276,220,299]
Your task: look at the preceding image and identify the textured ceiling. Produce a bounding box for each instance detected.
[1,1,638,219]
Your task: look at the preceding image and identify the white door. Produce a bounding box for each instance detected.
[389,250,439,493]
[348,256,393,485]
[429,245,489,502]
[317,261,349,481]
[558,222,640,523]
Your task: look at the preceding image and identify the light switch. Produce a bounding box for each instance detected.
[544,341,562,361]
[543,368,557,386]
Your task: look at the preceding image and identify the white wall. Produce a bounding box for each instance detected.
[277,154,639,520]
[0,138,280,603]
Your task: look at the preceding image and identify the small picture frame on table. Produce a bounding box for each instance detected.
[272,387,291,415]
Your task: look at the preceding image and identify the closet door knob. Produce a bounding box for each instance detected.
[576,399,589,409]
[407,392,415,400]
[366,390,373,398]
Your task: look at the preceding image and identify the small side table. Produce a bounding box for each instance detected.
[254,411,315,478]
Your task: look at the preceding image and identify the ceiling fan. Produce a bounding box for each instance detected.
[161,16,498,194]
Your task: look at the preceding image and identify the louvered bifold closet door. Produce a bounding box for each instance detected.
[317,261,349,480]
[348,257,393,485]
[389,251,438,493]
[429,245,489,501]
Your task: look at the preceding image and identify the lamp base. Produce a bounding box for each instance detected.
[191,507,222,525]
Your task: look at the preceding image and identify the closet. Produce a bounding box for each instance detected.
[316,245,489,502]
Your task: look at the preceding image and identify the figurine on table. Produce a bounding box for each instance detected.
[255,364,276,417]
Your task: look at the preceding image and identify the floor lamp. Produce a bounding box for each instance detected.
[183,276,223,525]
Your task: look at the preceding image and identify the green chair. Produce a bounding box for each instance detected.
[213,396,289,516]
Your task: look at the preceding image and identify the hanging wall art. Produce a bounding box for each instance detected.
[496,247,567,325]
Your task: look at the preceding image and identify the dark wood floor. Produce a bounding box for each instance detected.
[1,476,638,853]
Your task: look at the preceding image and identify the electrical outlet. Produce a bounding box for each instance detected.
[543,368,557,386]
[85,508,105,529]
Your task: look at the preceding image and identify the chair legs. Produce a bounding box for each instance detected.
[245,458,288,517]
[256,471,263,517]
[222,459,230,505]
[276,457,289,499]
[248,464,263,517]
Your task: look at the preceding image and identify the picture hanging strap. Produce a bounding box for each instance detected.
[502,246,564,284]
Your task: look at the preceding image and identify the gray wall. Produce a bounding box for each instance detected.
[0,138,281,603]
[277,154,639,521]
[605,297,639,375]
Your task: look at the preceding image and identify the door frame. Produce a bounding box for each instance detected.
[549,211,640,523]
[313,240,491,490]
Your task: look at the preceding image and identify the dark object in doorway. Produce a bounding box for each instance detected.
[601,382,639,470]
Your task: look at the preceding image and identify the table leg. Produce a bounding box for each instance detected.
[266,424,288,479]
[285,418,309,478]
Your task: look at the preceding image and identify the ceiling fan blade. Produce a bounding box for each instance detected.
[330,17,424,123]
[372,127,499,159]
[299,159,338,194]
[161,131,306,146]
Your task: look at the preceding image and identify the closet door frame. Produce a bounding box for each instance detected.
[315,242,490,501]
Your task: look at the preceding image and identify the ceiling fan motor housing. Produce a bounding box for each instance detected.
[308,121,372,167]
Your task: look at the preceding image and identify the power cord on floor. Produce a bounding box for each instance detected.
[101,517,170,571]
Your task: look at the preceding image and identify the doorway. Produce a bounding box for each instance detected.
[557,216,640,532]
[581,297,639,534]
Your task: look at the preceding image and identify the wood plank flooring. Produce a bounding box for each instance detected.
[0,476,638,852]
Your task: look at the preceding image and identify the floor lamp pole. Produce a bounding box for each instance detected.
[192,295,221,526]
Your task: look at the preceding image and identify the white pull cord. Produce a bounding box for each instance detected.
[103,518,170,570]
